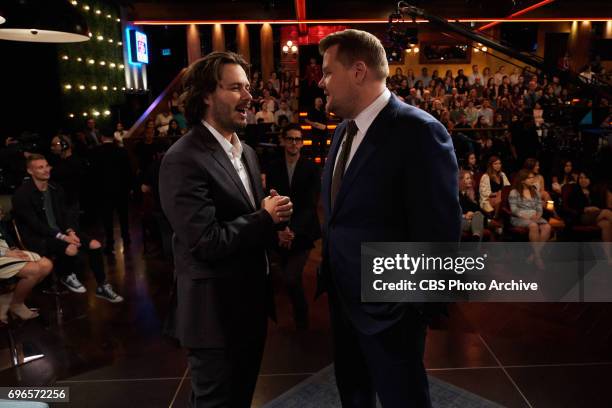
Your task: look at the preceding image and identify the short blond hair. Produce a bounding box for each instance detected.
[319,29,389,80]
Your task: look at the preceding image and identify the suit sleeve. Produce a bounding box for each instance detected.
[159,152,275,261]
[405,120,462,242]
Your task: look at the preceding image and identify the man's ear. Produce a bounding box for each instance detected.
[26,167,33,176]
[352,61,367,84]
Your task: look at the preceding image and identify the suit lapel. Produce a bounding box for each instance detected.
[330,96,399,220]
[241,147,263,209]
[200,126,256,211]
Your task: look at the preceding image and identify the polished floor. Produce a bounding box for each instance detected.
[1,219,611,408]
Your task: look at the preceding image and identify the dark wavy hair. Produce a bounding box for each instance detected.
[181,51,250,126]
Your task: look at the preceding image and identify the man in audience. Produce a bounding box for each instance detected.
[265,124,321,330]
[494,65,506,86]
[471,76,484,98]
[305,97,328,157]
[91,133,133,253]
[468,64,482,85]
[478,99,495,125]
[49,135,88,228]
[84,118,102,148]
[12,154,123,302]
[274,99,294,124]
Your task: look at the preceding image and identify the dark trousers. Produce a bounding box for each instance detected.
[101,194,129,246]
[329,290,431,408]
[35,233,106,286]
[280,249,310,325]
[187,327,267,408]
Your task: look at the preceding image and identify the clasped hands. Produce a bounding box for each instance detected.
[262,189,293,224]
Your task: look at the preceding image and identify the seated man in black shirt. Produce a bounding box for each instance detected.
[12,154,123,303]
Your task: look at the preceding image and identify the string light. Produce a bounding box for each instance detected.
[76,57,82,62]
[117,41,123,46]
[109,63,116,68]
[68,113,75,118]
[116,18,121,22]
[96,35,104,41]
[92,110,100,117]
[108,38,114,43]
[95,9,101,15]
[70,1,78,5]
[112,86,118,91]
[102,85,108,91]
[103,110,111,116]
[61,55,69,60]
[64,84,72,90]
[106,14,112,19]
[118,64,124,69]
[83,4,90,11]
[88,58,95,64]
[99,60,106,66]
[82,112,88,117]
[88,32,93,37]
[121,87,126,91]
[78,85,85,90]
[90,85,97,90]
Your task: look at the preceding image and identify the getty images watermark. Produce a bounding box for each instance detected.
[361,242,612,302]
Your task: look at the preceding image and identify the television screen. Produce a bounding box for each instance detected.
[129,30,149,64]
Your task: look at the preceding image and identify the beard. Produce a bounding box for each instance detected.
[210,101,247,134]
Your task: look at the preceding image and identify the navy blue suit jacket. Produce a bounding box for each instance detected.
[320,94,462,335]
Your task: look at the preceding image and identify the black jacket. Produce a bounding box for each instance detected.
[12,179,75,253]
[159,124,276,348]
[266,156,321,250]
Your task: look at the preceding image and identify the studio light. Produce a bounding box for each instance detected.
[0,0,89,43]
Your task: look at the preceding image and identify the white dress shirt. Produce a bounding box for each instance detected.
[333,88,391,174]
[203,120,256,208]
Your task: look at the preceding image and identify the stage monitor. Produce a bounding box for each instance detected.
[128,29,149,64]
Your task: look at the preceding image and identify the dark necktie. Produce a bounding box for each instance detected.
[331,120,358,210]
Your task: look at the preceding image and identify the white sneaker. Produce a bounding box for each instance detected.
[61,273,86,293]
[95,284,124,303]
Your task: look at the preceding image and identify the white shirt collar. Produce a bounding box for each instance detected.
[202,120,243,159]
[353,88,391,136]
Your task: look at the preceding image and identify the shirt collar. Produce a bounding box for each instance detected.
[353,88,391,136]
[202,120,243,159]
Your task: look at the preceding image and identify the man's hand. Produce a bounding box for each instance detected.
[263,189,293,223]
[5,249,29,260]
[64,234,81,246]
[278,227,295,249]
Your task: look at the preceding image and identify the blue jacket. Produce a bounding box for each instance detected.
[320,94,462,335]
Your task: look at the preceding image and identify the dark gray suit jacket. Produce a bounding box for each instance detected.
[159,123,276,348]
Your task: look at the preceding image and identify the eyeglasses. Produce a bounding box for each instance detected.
[284,137,303,144]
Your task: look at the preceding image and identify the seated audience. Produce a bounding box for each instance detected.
[479,156,510,215]
[0,206,52,322]
[508,169,551,269]
[459,170,485,240]
[11,155,123,302]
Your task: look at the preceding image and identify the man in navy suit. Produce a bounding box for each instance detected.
[317,30,461,407]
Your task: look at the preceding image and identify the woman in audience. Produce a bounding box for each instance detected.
[166,119,183,138]
[168,90,183,115]
[463,152,480,176]
[0,206,52,322]
[551,159,578,194]
[465,100,479,126]
[255,104,275,124]
[482,67,492,86]
[523,158,551,202]
[114,122,128,146]
[459,170,485,240]
[479,155,510,215]
[268,71,280,94]
[564,171,612,246]
[508,169,551,269]
[485,78,497,101]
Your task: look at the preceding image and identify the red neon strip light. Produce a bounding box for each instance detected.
[478,0,555,31]
[132,17,611,26]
